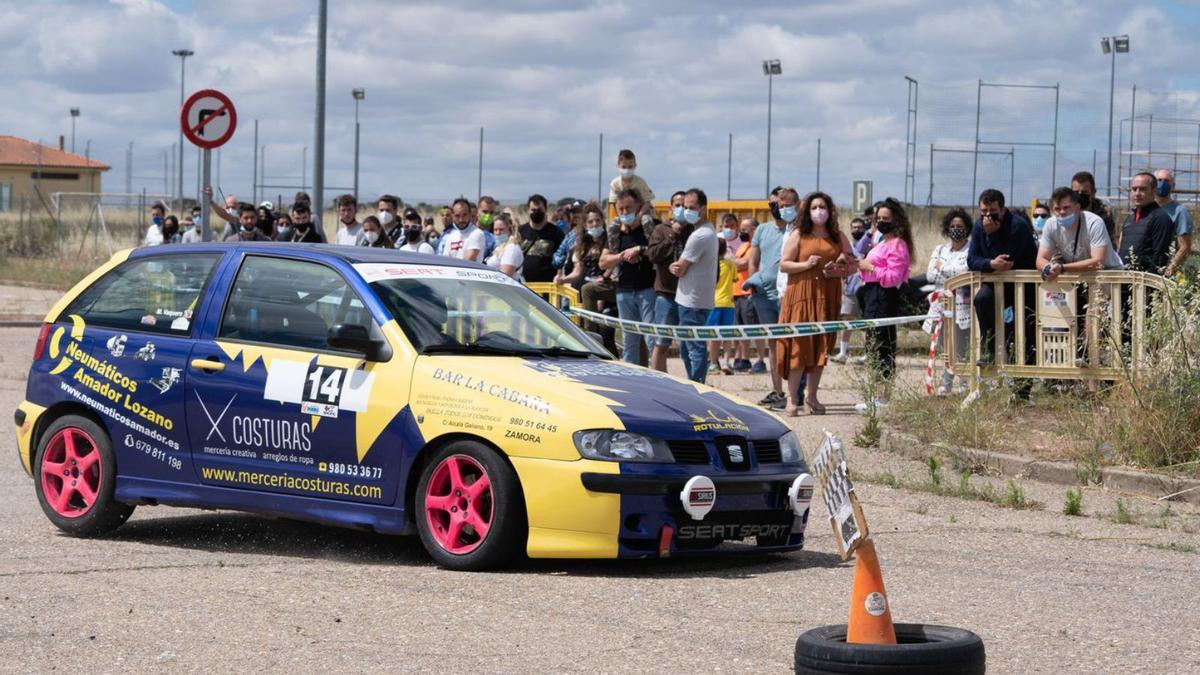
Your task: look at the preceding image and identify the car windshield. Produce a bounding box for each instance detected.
[361,264,608,358]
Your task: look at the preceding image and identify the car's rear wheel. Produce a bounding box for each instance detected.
[415,441,525,570]
[34,415,133,536]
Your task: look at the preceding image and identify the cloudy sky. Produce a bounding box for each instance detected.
[3,0,1199,210]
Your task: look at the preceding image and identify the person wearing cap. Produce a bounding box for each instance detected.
[255,202,275,238]
[397,209,435,254]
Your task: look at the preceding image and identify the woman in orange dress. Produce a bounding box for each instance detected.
[776,191,854,415]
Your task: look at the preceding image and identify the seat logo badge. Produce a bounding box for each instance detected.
[728,445,744,463]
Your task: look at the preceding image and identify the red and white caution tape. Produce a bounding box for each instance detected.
[925,291,945,396]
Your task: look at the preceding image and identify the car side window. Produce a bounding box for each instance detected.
[218,256,370,351]
[65,253,221,335]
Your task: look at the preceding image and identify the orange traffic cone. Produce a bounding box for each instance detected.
[846,538,897,644]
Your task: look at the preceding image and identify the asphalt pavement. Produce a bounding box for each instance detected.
[1,324,1198,673]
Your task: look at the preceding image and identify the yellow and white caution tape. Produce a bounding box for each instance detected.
[568,307,927,342]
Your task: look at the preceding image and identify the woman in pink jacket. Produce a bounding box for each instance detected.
[855,198,915,413]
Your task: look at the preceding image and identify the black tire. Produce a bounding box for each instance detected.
[414,441,526,571]
[33,415,134,536]
[795,623,985,674]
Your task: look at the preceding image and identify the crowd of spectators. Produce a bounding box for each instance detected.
[141,153,1192,413]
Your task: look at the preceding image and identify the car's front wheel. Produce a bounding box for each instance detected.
[34,415,134,536]
[415,441,525,570]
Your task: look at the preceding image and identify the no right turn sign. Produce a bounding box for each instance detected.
[180,89,237,149]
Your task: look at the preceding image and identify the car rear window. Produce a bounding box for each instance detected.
[64,253,222,335]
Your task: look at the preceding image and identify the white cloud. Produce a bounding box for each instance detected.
[0,0,1196,209]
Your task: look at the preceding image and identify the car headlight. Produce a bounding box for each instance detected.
[573,430,671,462]
[779,431,804,464]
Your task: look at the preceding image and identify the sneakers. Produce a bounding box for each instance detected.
[828,352,848,364]
[732,358,752,372]
[750,360,767,374]
[759,390,786,407]
[848,355,868,366]
[707,363,721,375]
[854,398,886,415]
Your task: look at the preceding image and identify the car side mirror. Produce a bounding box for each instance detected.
[327,323,390,361]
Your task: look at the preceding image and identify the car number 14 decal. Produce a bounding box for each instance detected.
[264,359,375,418]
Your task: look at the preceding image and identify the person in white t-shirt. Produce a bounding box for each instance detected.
[485,214,524,278]
[396,213,435,254]
[143,203,167,246]
[440,198,486,261]
[333,194,363,246]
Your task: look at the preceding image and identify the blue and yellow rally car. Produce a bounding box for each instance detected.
[15,244,813,569]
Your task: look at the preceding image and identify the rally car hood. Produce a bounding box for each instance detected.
[413,354,789,448]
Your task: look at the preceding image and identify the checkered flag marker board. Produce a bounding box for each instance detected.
[810,431,869,561]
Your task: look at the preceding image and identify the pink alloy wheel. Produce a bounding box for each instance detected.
[424,455,493,554]
[40,428,103,518]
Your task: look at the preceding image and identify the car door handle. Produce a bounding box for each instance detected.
[190,358,226,372]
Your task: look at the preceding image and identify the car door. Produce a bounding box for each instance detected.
[54,251,225,482]
[185,253,401,505]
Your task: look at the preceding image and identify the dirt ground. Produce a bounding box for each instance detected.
[1,319,1199,672]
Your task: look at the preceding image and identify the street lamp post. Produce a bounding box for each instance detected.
[1101,35,1129,199]
[172,48,194,214]
[352,88,365,202]
[69,108,79,154]
[762,59,782,197]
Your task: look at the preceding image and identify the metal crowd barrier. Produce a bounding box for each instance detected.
[940,270,1168,381]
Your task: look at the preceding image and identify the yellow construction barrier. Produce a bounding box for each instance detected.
[607,200,772,225]
[524,282,582,325]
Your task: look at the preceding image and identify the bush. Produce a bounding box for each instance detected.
[1063,489,1083,516]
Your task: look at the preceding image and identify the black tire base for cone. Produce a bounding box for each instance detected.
[795,623,985,674]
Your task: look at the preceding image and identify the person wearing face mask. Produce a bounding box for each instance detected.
[518,193,565,282]
[645,190,694,373]
[333,194,363,246]
[485,214,524,279]
[287,201,322,243]
[600,188,657,365]
[558,204,619,355]
[744,186,792,409]
[1153,168,1193,276]
[732,217,766,373]
[776,192,854,415]
[854,198,915,413]
[396,210,435,253]
[441,197,486,261]
[357,215,394,248]
[159,215,182,244]
[1070,171,1116,246]
[608,149,656,216]
[255,203,276,238]
[143,203,167,246]
[377,194,402,242]
[272,214,295,242]
[181,216,201,243]
[667,188,719,383]
[476,195,499,260]
[224,203,272,242]
[1031,201,1051,244]
[923,208,973,394]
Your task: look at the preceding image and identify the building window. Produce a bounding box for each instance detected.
[31,171,81,180]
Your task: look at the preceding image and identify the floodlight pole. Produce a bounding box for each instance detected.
[1103,35,1129,198]
[352,87,365,202]
[69,108,79,154]
[172,49,193,214]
